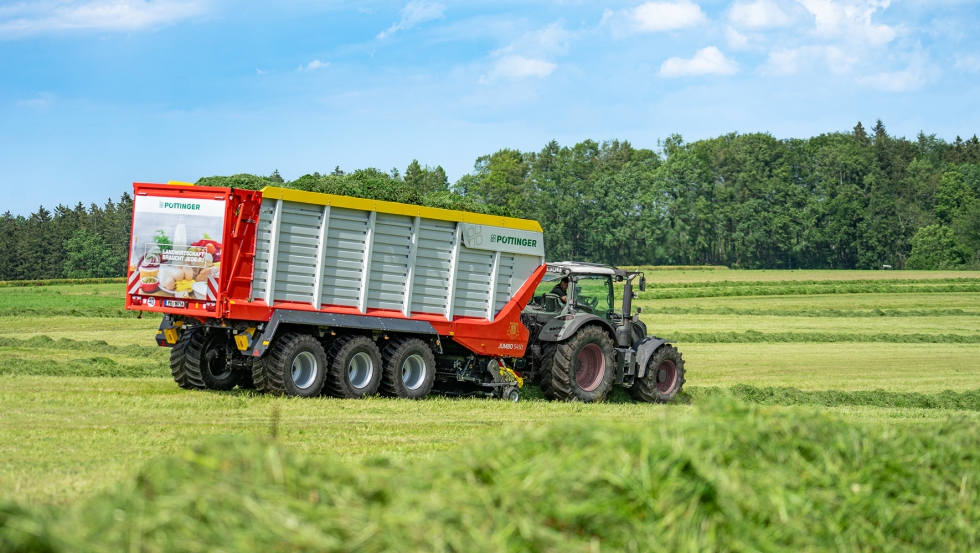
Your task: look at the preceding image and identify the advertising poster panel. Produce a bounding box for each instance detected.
[128,196,226,301]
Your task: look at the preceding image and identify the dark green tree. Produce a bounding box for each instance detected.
[63,229,122,278]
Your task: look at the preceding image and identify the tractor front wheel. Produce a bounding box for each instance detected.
[549,326,615,402]
[629,344,686,403]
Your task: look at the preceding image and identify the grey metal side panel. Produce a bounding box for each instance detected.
[368,212,413,311]
[635,337,670,379]
[251,199,277,300]
[320,207,369,308]
[453,245,494,319]
[494,253,515,314]
[272,201,322,304]
[250,309,438,357]
[411,219,455,315]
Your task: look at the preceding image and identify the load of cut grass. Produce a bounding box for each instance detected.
[3,399,979,552]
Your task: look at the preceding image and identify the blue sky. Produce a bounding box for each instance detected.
[2,0,979,215]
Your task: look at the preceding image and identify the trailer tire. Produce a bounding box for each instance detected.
[170,329,204,390]
[171,328,241,391]
[550,325,615,403]
[257,333,328,397]
[629,344,685,403]
[325,335,383,398]
[381,337,436,399]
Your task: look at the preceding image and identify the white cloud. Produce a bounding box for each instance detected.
[955,55,980,73]
[633,0,707,32]
[730,0,792,29]
[765,48,800,73]
[17,94,53,110]
[0,0,203,38]
[856,52,931,91]
[255,69,268,75]
[377,0,444,40]
[762,45,858,75]
[297,60,328,71]
[857,66,924,92]
[483,55,556,82]
[660,46,738,77]
[726,26,749,48]
[797,0,896,45]
[492,21,574,59]
[479,21,571,83]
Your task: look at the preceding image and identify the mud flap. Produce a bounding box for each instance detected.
[634,337,669,379]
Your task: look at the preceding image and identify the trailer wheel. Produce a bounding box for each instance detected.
[170,328,241,391]
[550,325,615,403]
[324,335,383,398]
[629,344,686,404]
[170,329,203,390]
[258,333,328,397]
[381,337,436,399]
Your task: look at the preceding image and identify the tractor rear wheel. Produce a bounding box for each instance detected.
[629,344,685,403]
[381,337,435,399]
[538,344,559,400]
[325,335,383,398]
[170,328,241,391]
[255,333,328,397]
[550,326,615,402]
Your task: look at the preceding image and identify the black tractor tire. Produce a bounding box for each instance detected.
[254,333,328,397]
[630,344,686,403]
[250,355,269,393]
[324,335,383,398]
[170,328,241,391]
[380,337,436,399]
[549,325,615,403]
[538,344,559,400]
[170,329,203,390]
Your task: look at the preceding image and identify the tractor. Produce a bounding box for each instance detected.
[518,262,685,403]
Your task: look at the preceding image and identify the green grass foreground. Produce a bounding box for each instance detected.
[3,399,978,552]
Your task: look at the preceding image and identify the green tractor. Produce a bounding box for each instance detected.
[518,262,685,403]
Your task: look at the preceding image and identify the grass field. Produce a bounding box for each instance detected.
[1,271,979,550]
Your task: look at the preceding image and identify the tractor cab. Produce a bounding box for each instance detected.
[526,265,617,325]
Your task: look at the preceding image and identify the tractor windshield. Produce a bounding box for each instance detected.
[572,275,614,317]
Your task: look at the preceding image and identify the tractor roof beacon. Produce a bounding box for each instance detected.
[518,261,686,403]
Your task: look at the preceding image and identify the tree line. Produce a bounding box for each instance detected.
[2,121,979,280]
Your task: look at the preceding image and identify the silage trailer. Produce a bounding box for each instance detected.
[125,182,684,402]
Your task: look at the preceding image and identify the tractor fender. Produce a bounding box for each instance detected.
[635,337,670,379]
[538,314,615,343]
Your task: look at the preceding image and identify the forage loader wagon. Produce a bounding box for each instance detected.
[126,182,684,402]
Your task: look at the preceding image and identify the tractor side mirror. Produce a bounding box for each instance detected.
[639,276,646,292]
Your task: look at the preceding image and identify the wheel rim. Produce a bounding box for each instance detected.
[291,351,318,390]
[401,354,426,391]
[205,335,232,379]
[575,343,606,392]
[347,351,374,389]
[656,359,677,394]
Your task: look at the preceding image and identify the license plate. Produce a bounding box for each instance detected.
[163,299,186,308]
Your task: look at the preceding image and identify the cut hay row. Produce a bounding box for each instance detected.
[637,282,980,299]
[639,307,980,317]
[3,400,978,552]
[669,331,980,343]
